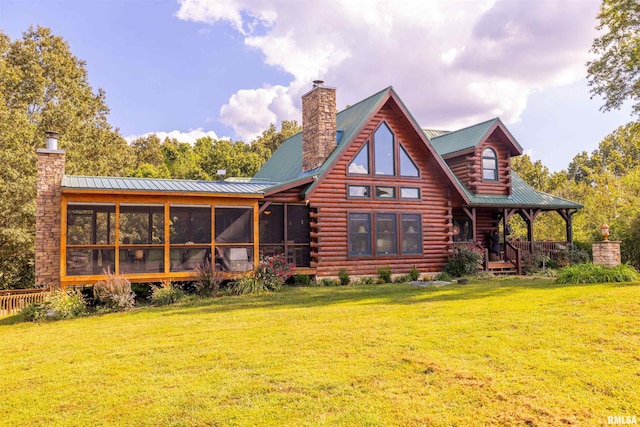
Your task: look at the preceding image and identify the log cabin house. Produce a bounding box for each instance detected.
[35,82,582,288]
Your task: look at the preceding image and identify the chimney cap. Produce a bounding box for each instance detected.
[45,130,59,150]
[312,80,324,88]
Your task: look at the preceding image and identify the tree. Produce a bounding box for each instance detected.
[587,0,640,116]
[253,120,301,154]
[0,27,131,288]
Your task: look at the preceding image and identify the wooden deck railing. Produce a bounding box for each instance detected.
[504,241,522,275]
[0,288,51,317]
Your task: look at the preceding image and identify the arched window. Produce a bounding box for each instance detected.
[482,148,498,181]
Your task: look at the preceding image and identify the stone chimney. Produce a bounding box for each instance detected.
[35,131,65,289]
[302,80,337,172]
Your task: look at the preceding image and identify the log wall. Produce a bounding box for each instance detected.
[308,102,455,277]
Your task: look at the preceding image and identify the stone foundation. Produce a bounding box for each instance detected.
[592,241,621,267]
[35,148,65,288]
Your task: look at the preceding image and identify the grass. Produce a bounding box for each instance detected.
[1,278,639,426]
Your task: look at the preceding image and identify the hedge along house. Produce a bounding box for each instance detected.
[35,83,582,288]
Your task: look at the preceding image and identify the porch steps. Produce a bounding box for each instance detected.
[487,261,517,275]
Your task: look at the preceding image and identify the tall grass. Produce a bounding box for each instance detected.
[556,263,639,284]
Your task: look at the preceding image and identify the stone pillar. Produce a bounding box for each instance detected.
[592,241,621,267]
[35,148,66,288]
[302,81,337,172]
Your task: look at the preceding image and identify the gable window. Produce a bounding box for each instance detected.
[399,145,419,177]
[482,148,498,181]
[375,186,396,199]
[348,185,370,198]
[349,142,369,174]
[374,123,395,175]
[400,187,420,199]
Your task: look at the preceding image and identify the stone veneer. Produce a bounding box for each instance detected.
[36,148,66,288]
[592,240,621,267]
[302,85,337,172]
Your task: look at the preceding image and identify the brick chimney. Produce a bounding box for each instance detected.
[302,80,337,172]
[35,131,65,289]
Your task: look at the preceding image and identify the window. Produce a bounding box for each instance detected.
[374,123,395,175]
[376,213,397,255]
[349,213,372,256]
[348,185,370,198]
[375,186,396,199]
[400,187,420,199]
[399,144,419,177]
[401,214,421,254]
[348,212,422,257]
[349,142,369,174]
[482,148,498,181]
[347,121,421,179]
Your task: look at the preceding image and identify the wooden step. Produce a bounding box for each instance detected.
[487,261,517,275]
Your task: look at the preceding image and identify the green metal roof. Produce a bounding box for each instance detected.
[254,86,393,186]
[62,175,274,195]
[458,173,583,209]
[429,117,523,157]
[423,129,450,140]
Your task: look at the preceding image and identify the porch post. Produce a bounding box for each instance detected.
[463,207,477,242]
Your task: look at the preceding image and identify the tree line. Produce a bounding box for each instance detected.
[1,0,638,289]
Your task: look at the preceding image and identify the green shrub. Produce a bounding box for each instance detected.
[22,289,87,322]
[319,278,339,287]
[394,274,410,283]
[150,285,185,306]
[556,263,639,284]
[94,272,135,311]
[131,283,153,302]
[555,244,590,266]
[444,246,483,277]
[228,277,267,295]
[522,252,551,275]
[338,269,351,286]
[256,254,294,291]
[194,261,223,297]
[377,266,392,283]
[433,272,453,281]
[357,276,375,285]
[409,266,420,281]
[293,274,310,286]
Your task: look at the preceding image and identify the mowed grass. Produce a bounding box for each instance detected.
[1,279,639,426]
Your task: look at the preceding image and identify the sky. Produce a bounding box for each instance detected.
[0,0,634,172]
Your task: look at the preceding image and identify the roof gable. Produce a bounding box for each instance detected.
[429,118,523,158]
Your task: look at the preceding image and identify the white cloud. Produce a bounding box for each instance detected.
[176,0,601,139]
[125,128,226,144]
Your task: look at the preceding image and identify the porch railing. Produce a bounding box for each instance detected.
[504,241,522,275]
[509,241,569,260]
[0,287,51,317]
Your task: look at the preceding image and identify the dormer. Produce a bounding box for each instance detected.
[427,118,522,195]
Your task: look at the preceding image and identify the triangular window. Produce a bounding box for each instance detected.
[399,144,419,177]
[374,123,395,175]
[349,142,370,174]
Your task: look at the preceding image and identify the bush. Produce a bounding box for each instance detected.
[228,277,267,295]
[555,244,590,266]
[292,274,310,286]
[409,266,420,281]
[194,261,223,297]
[394,274,410,283]
[377,266,392,283]
[150,285,185,306]
[22,289,86,322]
[256,254,294,291]
[318,278,339,287]
[94,272,135,311]
[444,246,483,277]
[338,269,351,286]
[357,276,375,285]
[556,263,639,284]
[522,252,551,275]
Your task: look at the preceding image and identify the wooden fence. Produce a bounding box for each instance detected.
[0,288,51,317]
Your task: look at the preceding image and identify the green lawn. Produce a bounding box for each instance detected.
[1,279,639,426]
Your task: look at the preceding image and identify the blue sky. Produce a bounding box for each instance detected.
[0,0,633,172]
